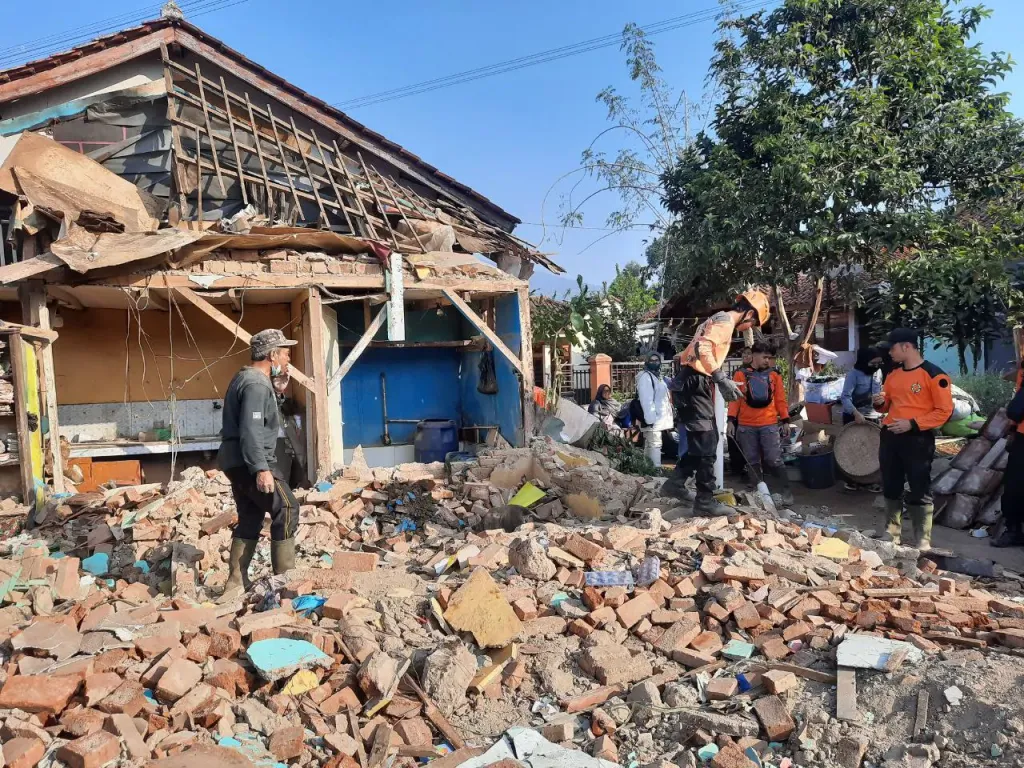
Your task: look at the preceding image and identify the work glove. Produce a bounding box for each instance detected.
[711,368,742,402]
[779,422,790,441]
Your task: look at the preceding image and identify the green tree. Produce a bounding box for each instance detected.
[531,277,601,403]
[660,0,1024,352]
[865,247,1023,374]
[585,261,659,361]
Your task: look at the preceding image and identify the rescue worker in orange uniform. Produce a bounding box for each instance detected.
[873,328,954,550]
[993,363,1024,548]
[727,340,793,505]
[663,290,770,516]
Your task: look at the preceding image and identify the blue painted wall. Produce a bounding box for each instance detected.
[341,347,462,447]
[338,297,523,449]
[459,294,524,446]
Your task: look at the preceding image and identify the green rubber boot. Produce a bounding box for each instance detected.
[879,499,903,545]
[219,538,257,603]
[908,504,934,551]
[271,538,296,575]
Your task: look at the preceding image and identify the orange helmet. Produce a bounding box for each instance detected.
[737,290,770,327]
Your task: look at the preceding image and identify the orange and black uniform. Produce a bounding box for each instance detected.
[670,311,739,495]
[878,362,954,507]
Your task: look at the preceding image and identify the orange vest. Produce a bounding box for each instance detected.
[728,369,788,427]
[679,312,736,375]
[881,362,954,432]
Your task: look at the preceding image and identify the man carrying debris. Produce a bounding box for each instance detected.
[218,329,300,599]
[663,290,770,515]
[727,340,793,505]
[874,328,954,550]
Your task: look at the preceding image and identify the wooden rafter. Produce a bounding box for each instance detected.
[328,307,386,390]
[442,289,523,377]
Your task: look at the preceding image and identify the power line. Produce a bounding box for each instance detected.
[334,1,769,110]
[0,0,252,69]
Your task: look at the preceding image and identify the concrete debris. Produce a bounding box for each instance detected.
[0,438,1020,766]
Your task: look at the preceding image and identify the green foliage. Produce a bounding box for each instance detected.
[952,373,1015,416]
[584,261,659,361]
[659,0,1024,308]
[531,276,602,400]
[589,427,660,476]
[865,249,1023,374]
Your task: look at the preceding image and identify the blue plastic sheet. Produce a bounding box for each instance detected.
[291,595,327,617]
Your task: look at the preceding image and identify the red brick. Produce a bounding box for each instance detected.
[759,638,790,661]
[690,631,724,655]
[104,713,149,760]
[185,633,212,662]
[156,659,202,702]
[322,593,361,620]
[563,534,607,564]
[84,672,122,707]
[269,726,305,760]
[97,680,146,716]
[52,557,82,602]
[332,551,379,572]
[320,687,361,715]
[209,628,242,659]
[615,592,659,628]
[57,730,120,768]
[587,606,617,628]
[394,717,432,746]
[732,601,761,630]
[568,619,594,639]
[711,743,754,768]
[782,621,811,642]
[60,708,107,738]
[3,737,45,768]
[592,734,618,762]
[603,587,628,608]
[672,649,717,668]
[654,619,701,656]
[201,510,238,535]
[753,695,796,740]
[763,670,798,694]
[674,577,697,597]
[938,577,956,595]
[714,565,765,583]
[0,674,79,714]
[581,587,604,610]
[512,598,538,621]
[705,601,731,623]
[706,677,738,701]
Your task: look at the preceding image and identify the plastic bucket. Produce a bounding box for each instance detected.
[798,451,836,489]
[414,419,458,463]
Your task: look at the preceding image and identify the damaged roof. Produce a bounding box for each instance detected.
[0,16,519,231]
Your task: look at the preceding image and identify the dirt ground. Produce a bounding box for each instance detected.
[785,483,1024,573]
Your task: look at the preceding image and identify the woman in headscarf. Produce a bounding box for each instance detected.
[589,384,620,422]
[841,347,883,425]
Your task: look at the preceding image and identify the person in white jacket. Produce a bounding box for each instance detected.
[636,352,674,468]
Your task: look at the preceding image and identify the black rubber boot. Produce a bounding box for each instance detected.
[219,538,257,603]
[693,493,732,517]
[908,503,934,551]
[661,466,696,502]
[271,538,296,575]
[992,523,1024,548]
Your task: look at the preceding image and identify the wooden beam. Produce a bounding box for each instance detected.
[46,286,83,311]
[0,253,64,285]
[167,283,316,394]
[328,308,386,391]
[517,285,535,442]
[194,62,228,197]
[9,333,36,508]
[306,289,331,480]
[134,288,168,311]
[20,285,64,494]
[97,273,527,294]
[442,289,524,377]
[0,321,57,344]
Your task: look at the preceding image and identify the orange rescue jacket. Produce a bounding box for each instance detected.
[728,369,788,427]
[679,312,736,376]
[881,361,954,432]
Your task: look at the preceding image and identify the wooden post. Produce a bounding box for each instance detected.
[20,283,64,493]
[387,252,405,342]
[306,288,332,481]
[517,285,535,444]
[9,333,36,506]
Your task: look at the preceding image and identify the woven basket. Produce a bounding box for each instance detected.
[834,422,882,483]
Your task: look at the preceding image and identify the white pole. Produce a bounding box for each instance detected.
[714,389,726,488]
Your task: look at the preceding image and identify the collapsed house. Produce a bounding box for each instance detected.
[0,14,563,505]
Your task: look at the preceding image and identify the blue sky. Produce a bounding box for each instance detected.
[4,0,1024,292]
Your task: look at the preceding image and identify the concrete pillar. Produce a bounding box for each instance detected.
[589,354,612,400]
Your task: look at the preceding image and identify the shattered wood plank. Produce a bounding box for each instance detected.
[914,690,929,738]
[767,662,837,684]
[328,307,386,390]
[836,667,858,722]
[0,254,64,286]
[367,722,392,768]
[347,708,367,768]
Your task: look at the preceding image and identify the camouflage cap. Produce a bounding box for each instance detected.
[251,328,298,358]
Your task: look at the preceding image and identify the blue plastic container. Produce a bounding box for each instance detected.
[414,419,458,463]
[798,451,836,489]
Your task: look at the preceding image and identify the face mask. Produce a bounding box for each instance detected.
[645,361,661,373]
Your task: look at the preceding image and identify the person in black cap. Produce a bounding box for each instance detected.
[873,328,954,550]
[217,328,301,600]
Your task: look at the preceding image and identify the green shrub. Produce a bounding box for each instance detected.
[952,373,1015,416]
